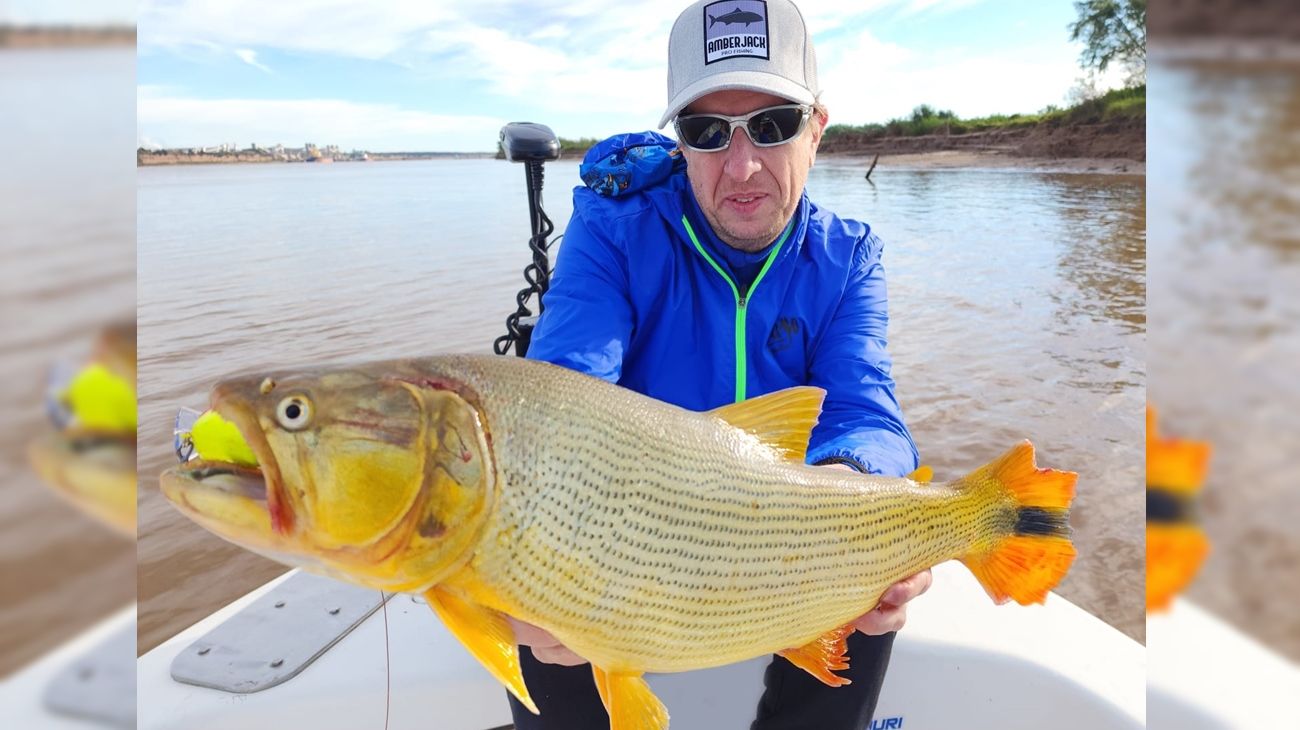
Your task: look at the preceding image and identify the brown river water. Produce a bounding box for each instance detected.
[1149,49,1300,662]
[137,153,1147,654]
[0,48,136,676]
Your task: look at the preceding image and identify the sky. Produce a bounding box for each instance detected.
[131,0,1125,153]
[0,1,135,25]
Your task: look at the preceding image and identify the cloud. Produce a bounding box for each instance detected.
[817,26,1084,122]
[796,0,985,33]
[137,0,1094,142]
[138,0,673,118]
[136,86,505,152]
[138,0,458,59]
[412,20,665,118]
[234,49,271,74]
[896,0,984,18]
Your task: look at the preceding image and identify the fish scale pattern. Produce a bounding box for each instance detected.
[420,355,1014,673]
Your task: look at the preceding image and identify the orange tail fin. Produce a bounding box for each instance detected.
[1146,405,1212,611]
[959,441,1078,605]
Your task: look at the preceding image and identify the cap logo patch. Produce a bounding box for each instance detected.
[703,0,769,65]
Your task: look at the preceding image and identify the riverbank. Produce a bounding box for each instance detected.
[821,149,1142,175]
[818,85,1144,168]
[820,118,1143,164]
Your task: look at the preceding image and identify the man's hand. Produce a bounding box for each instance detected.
[851,569,933,635]
[508,617,588,666]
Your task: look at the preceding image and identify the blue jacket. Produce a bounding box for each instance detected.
[527,134,918,477]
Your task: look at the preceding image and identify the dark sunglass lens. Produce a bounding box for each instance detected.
[680,116,731,150]
[747,108,803,145]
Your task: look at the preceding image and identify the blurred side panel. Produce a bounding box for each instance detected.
[1148,0,1300,727]
[0,7,136,729]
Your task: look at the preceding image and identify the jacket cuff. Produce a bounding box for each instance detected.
[813,455,869,473]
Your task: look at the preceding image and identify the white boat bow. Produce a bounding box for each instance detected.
[138,561,1143,729]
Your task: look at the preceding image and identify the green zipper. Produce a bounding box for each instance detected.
[680,215,792,403]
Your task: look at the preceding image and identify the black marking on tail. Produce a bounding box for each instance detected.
[1015,507,1071,538]
[1147,486,1196,525]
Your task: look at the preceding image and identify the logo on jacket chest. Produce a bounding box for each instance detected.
[767,317,802,353]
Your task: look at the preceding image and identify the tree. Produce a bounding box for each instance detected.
[1068,0,1146,83]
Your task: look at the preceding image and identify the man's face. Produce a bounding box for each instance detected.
[681,89,827,252]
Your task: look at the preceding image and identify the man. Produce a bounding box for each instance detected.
[511,0,931,727]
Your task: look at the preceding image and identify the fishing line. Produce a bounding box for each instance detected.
[382,591,391,730]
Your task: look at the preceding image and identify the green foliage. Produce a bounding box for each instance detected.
[1068,0,1146,80]
[821,85,1144,141]
[1054,84,1145,124]
[558,137,600,155]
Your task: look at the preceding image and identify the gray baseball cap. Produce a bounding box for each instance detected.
[659,0,820,129]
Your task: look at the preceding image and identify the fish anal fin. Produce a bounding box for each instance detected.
[592,667,669,730]
[708,386,825,462]
[776,624,854,687]
[907,465,934,483]
[424,585,538,715]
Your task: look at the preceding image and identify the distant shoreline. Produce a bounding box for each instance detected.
[137,150,497,167]
[139,91,1145,172]
[0,25,134,48]
[139,148,1143,175]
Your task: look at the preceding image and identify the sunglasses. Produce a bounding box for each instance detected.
[674,104,811,152]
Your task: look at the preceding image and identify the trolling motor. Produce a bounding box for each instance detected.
[494,122,561,358]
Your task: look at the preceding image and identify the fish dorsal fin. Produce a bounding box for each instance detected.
[708,386,825,463]
[908,465,934,483]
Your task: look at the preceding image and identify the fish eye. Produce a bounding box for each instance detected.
[276,395,313,431]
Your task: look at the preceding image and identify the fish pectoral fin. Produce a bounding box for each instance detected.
[591,667,669,730]
[707,386,825,462]
[776,624,854,687]
[907,465,934,483]
[592,665,611,713]
[424,585,538,715]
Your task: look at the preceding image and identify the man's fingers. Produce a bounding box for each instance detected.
[508,617,588,665]
[508,618,553,647]
[880,569,933,606]
[853,604,908,635]
[532,645,588,666]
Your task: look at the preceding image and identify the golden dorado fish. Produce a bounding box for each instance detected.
[29,323,137,536]
[160,354,1077,729]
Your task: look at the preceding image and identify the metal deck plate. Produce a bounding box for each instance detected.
[42,619,137,728]
[170,571,390,693]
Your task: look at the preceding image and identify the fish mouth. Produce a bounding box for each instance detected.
[172,461,268,502]
[29,423,135,480]
[162,391,290,536]
[52,429,136,457]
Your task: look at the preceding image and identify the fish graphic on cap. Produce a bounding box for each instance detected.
[710,7,763,27]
